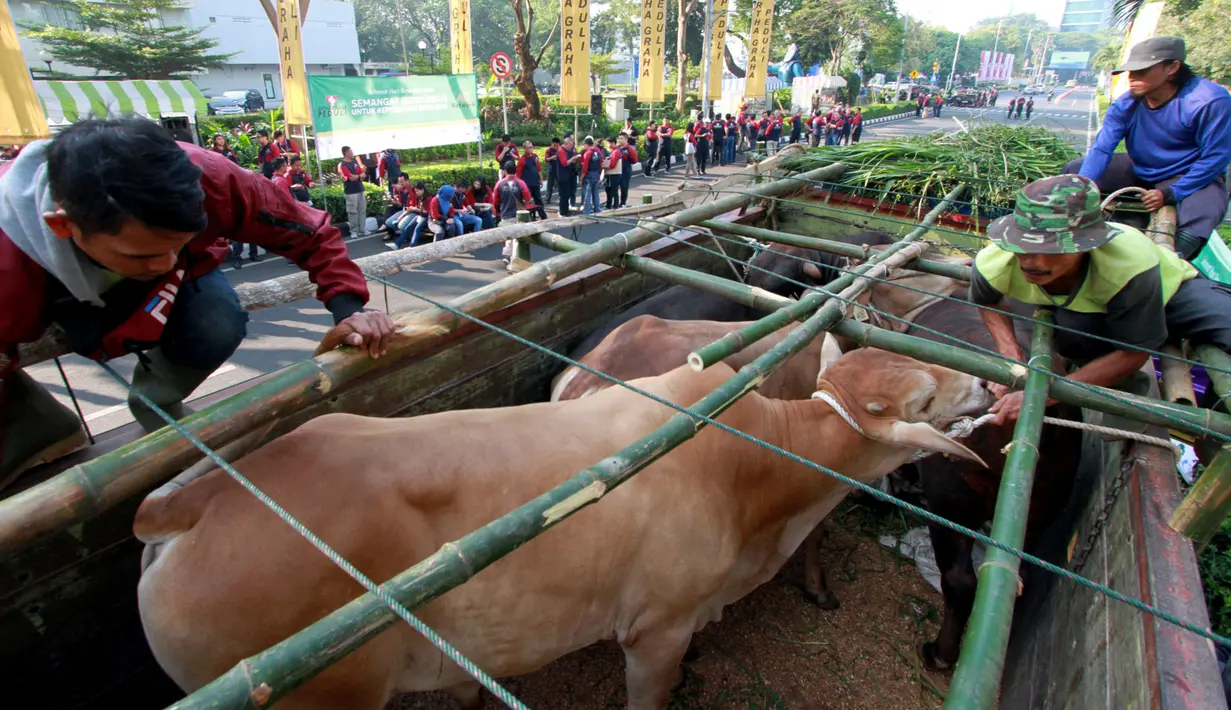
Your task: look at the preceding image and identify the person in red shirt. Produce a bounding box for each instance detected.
[466,177,497,229]
[273,129,299,157]
[0,119,394,486]
[695,119,712,175]
[579,137,605,214]
[555,136,580,216]
[543,137,561,203]
[426,184,459,240]
[388,179,429,249]
[495,162,535,264]
[683,123,700,177]
[337,146,368,237]
[495,135,520,166]
[256,129,282,179]
[611,132,638,207]
[288,154,314,204]
[516,141,547,219]
[657,120,674,174]
[210,134,238,164]
[850,107,864,144]
[270,157,293,199]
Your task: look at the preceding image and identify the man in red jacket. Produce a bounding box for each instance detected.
[0,119,395,488]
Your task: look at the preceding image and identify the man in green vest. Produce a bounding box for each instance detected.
[970,175,1231,425]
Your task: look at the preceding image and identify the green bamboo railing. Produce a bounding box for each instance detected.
[689,185,968,370]
[1169,344,1231,547]
[0,160,849,557]
[163,231,879,710]
[697,219,973,282]
[832,319,1231,441]
[944,310,1054,709]
[528,232,795,312]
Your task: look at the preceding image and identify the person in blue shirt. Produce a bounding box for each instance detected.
[1066,37,1231,260]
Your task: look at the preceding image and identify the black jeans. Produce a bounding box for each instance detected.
[659,143,672,172]
[605,176,620,208]
[1064,154,1230,259]
[1052,277,1231,362]
[643,148,656,176]
[527,184,547,219]
[545,172,556,203]
[697,142,709,173]
[619,172,631,206]
[558,176,576,216]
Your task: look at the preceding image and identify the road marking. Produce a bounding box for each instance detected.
[83,364,238,422]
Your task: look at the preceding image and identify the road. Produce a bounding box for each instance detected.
[24,90,1102,448]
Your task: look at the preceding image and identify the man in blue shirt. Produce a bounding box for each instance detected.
[1066,37,1231,260]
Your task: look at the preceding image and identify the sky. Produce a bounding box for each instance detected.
[896,0,1069,33]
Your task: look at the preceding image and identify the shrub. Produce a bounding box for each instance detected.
[844,73,862,106]
[307,182,392,224]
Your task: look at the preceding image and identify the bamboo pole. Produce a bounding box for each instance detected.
[1169,445,1231,550]
[1160,344,1196,407]
[689,185,968,370]
[832,319,1231,441]
[529,232,795,312]
[0,162,848,557]
[17,201,683,368]
[1168,344,1231,547]
[944,310,1054,710]
[164,239,860,710]
[698,220,972,282]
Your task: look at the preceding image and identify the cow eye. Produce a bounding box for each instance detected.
[920,395,935,412]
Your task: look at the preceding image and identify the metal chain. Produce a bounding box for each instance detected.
[96,363,531,710]
[376,278,1231,650]
[1071,452,1135,574]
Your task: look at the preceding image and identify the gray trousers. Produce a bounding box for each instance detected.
[344,190,367,236]
[1065,154,1229,260]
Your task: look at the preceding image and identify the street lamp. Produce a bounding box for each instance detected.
[417,40,435,72]
[39,50,53,75]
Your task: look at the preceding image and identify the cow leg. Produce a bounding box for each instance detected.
[622,629,694,710]
[802,525,840,610]
[919,524,976,672]
[444,680,484,710]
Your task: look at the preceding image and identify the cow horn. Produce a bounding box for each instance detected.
[886,421,988,468]
[818,333,843,377]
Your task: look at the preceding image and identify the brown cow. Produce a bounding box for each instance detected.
[136,344,992,710]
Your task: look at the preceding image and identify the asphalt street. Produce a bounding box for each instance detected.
[28,88,1100,441]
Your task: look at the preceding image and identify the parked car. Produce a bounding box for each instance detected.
[207,89,265,115]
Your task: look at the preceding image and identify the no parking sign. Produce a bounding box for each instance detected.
[490,52,513,80]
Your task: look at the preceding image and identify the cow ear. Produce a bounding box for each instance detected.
[818,333,843,377]
[887,421,988,468]
[802,262,824,280]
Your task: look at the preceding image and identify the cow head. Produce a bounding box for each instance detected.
[815,341,992,467]
[744,232,895,298]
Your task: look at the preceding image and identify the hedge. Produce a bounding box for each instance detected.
[307,182,392,225]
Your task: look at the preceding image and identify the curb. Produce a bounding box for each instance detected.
[863,111,919,126]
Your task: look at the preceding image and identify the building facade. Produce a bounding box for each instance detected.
[1059,0,1115,33]
[11,0,362,106]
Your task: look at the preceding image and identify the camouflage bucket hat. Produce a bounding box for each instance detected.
[987,175,1120,254]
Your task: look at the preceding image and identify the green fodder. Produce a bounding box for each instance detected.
[778,124,1081,219]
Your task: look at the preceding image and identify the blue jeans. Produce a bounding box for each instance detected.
[581,176,602,215]
[161,268,249,371]
[723,136,735,164]
[477,210,496,229]
[395,215,427,248]
[453,213,483,235]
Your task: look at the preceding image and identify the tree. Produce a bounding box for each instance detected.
[675,0,700,113]
[1160,0,1231,83]
[22,0,235,79]
[589,52,621,89]
[1092,39,1123,73]
[786,0,898,77]
[510,0,560,120]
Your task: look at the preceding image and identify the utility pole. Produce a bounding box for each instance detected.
[894,15,909,98]
[946,33,963,92]
[702,0,713,118]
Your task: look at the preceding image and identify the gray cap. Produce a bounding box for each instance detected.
[1112,36,1186,74]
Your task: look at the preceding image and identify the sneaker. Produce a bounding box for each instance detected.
[385,241,399,250]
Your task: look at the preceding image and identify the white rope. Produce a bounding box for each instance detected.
[904,410,1181,464]
[811,390,866,435]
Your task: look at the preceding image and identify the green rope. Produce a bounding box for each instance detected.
[587,212,1231,444]
[374,278,1231,651]
[97,363,530,710]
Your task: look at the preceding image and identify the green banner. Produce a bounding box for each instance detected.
[307,74,480,159]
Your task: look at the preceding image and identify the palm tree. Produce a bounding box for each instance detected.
[589,52,622,91]
[1110,0,1145,30]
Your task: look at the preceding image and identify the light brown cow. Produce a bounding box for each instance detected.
[135,343,991,710]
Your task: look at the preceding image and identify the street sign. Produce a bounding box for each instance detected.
[490,52,513,80]
[909,70,920,79]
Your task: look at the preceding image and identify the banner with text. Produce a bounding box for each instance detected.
[307,74,480,159]
[977,51,1014,82]
[560,0,592,107]
[449,0,473,74]
[706,0,729,99]
[638,0,667,102]
[276,0,311,124]
[743,0,774,101]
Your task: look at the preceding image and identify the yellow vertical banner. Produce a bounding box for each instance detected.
[450,0,473,74]
[743,0,774,102]
[707,0,729,99]
[276,0,311,125]
[638,0,667,102]
[560,0,592,107]
[0,0,50,144]
[1110,1,1164,100]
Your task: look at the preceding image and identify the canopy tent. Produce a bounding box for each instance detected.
[1,0,49,145]
[33,80,208,126]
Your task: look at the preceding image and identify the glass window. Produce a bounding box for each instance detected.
[263,73,276,99]
[40,4,83,29]
[1064,1,1105,11]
